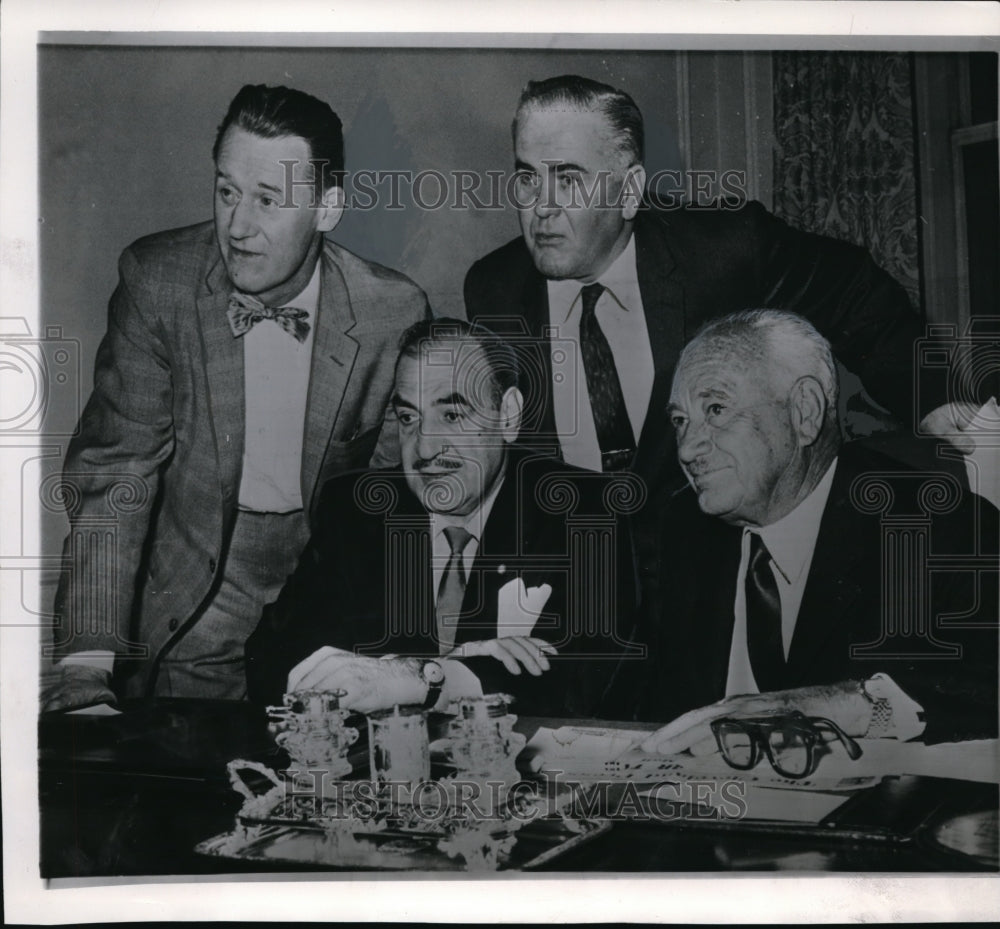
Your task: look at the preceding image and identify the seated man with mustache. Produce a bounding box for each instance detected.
[245,318,641,717]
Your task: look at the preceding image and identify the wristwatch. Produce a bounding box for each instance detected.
[416,659,445,710]
[858,675,894,738]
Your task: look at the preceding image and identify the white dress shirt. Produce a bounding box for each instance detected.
[546,235,655,471]
[237,263,319,513]
[723,457,926,739]
[429,473,505,653]
[61,264,322,673]
[725,459,838,697]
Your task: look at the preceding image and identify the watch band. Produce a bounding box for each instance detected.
[418,659,445,710]
[858,677,894,738]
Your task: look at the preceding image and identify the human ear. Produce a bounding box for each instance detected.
[499,386,524,443]
[790,376,827,445]
[317,184,345,233]
[621,165,646,221]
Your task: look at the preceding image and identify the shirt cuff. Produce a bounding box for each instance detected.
[59,650,115,674]
[864,672,926,740]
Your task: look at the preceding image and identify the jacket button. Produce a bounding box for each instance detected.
[168,618,179,632]
[209,557,217,573]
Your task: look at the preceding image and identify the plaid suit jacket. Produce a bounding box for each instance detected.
[52,222,429,692]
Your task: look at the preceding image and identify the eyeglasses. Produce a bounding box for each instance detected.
[710,710,863,779]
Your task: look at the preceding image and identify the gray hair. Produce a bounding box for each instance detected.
[680,310,839,423]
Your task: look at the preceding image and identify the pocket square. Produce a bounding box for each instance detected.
[496,578,552,639]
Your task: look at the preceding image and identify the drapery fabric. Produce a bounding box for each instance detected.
[773,52,921,309]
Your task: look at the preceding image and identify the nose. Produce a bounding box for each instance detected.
[532,175,561,219]
[677,420,712,466]
[227,197,255,240]
[416,425,447,463]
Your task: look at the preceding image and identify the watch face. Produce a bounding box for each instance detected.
[423,661,445,686]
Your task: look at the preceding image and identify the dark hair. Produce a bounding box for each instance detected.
[396,318,520,407]
[513,74,644,165]
[212,84,345,193]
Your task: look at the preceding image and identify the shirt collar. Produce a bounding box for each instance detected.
[751,457,839,585]
[429,469,506,544]
[548,232,638,324]
[283,259,321,313]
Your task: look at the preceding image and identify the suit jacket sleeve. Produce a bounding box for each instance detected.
[52,246,176,658]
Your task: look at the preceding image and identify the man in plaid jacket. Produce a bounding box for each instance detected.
[44,84,429,709]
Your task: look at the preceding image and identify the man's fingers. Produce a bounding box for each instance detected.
[491,643,522,675]
[689,734,719,757]
[497,637,548,676]
[287,646,339,691]
[458,637,557,675]
[295,657,359,695]
[40,666,116,714]
[640,702,725,754]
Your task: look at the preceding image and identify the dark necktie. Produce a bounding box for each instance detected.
[578,282,636,471]
[745,532,785,692]
[227,292,310,342]
[436,526,473,654]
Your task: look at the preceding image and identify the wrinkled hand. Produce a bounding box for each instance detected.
[446,636,558,676]
[40,664,117,713]
[919,401,984,454]
[287,646,424,713]
[639,681,870,757]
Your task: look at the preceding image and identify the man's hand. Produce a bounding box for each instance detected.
[287,647,425,713]
[446,636,558,676]
[40,664,117,713]
[919,401,984,454]
[639,681,871,756]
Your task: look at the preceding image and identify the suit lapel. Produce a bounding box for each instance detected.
[196,255,244,489]
[634,213,688,464]
[696,523,743,702]
[519,271,561,442]
[301,243,360,510]
[454,460,525,643]
[785,460,869,677]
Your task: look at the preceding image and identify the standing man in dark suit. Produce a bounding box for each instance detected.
[464,74,959,485]
[245,318,640,716]
[44,84,429,710]
[637,311,997,756]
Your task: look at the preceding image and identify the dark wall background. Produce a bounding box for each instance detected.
[39,44,691,380]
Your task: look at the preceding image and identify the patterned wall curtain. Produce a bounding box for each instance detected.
[773,52,921,309]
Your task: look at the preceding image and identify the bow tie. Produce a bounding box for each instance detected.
[227,292,310,342]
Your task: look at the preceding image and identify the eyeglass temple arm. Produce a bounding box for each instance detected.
[809,716,864,760]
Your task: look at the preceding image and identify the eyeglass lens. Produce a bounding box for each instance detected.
[766,724,811,777]
[717,724,755,768]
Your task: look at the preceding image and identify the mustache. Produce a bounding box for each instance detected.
[413,455,465,472]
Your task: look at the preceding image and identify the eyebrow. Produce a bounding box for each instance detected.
[695,387,732,400]
[434,392,472,408]
[214,171,283,196]
[514,159,587,174]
